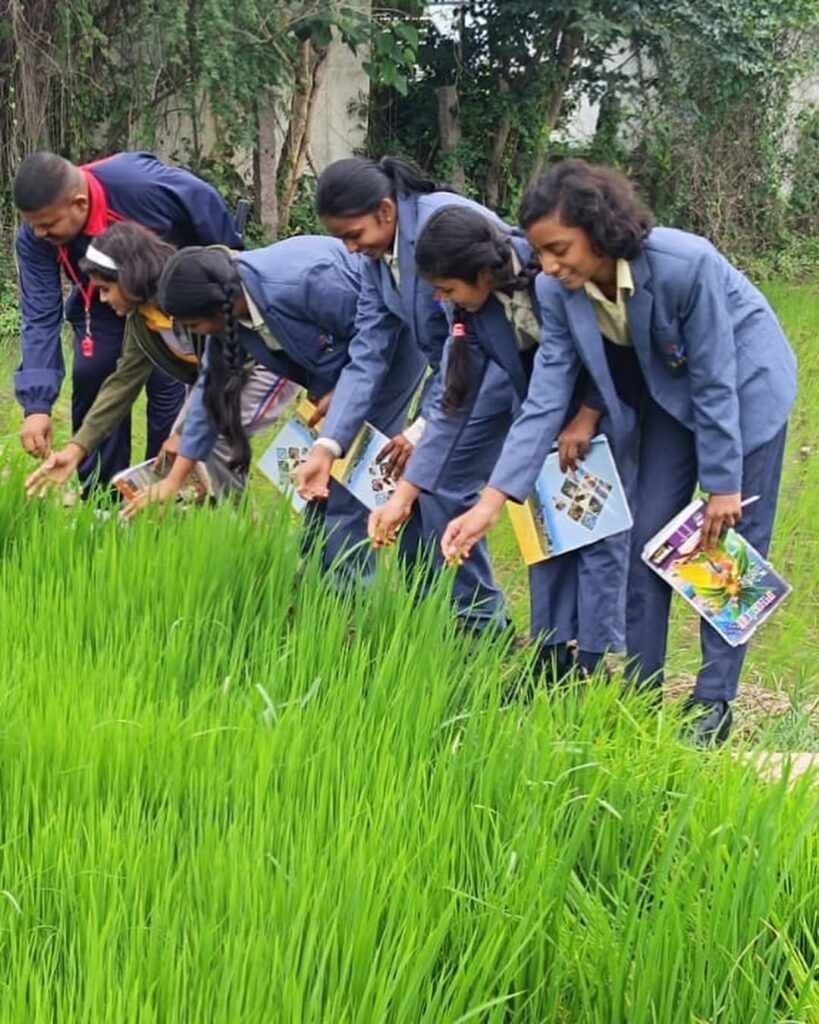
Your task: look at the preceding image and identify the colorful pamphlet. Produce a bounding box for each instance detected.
[257,400,397,513]
[256,399,319,512]
[507,435,633,565]
[111,456,210,504]
[641,498,791,647]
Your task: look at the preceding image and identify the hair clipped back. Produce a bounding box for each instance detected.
[79,221,175,304]
[519,159,653,259]
[315,155,438,219]
[157,248,251,471]
[14,152,77,212]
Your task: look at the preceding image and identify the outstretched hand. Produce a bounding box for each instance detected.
[441,492,506,565]
[25,444,86,499]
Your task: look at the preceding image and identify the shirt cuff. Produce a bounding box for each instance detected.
[314,437,343,459]
[402,417,427,447]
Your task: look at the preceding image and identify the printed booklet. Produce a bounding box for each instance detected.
[111,456,210,504]
[641,498,791,647]
[256,399,320,512]
[257,399,397,513]
[507,435,633,565]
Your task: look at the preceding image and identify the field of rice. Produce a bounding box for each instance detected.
[0,277,817,1021]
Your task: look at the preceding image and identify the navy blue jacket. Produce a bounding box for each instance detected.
[179,236,365,462]
[15,151,242,415]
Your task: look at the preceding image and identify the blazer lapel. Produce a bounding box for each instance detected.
[626,250,654,372]
[476,298,530,400]
[563,289,624,431]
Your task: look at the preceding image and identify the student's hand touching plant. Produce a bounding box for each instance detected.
[21,414,53,458]
[441,488,507,565]
[296,445,334,501]
[700,492,742,551]
[25,443,87,498]
[376,434,415,480]
[368,480,420,548]
[558,405,603,472]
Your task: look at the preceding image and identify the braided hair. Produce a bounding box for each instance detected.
[157,248,251,471]
[415,205,540,413]
[315,155,439,219]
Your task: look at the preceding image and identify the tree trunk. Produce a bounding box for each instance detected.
[531,29,582,179]
[278,39,330,234]
[254,86,280,237]
[485,77,511,209]
[436,84,464,190]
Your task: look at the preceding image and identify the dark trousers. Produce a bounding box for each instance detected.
[626,396,788,701]
[70,324,185,490]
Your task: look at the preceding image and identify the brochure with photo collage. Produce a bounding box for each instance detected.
[258,399,396,513]
[507,435,633,565]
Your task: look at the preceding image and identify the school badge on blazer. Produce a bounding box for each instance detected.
[664,341,688,370]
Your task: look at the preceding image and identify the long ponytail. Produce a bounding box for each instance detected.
[416,206,541,413]
[442,313,473,415]
[157,248,251,471]
[315,155,440,219]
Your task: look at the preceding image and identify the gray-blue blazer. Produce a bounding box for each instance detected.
[490,226,797,502]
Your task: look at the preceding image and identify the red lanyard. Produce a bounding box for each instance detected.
[56,195,125,358]
[56,247,97,356]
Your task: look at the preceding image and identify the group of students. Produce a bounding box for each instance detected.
[18,149,797,746]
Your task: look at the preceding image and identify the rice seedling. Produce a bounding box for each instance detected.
[0,279,817,1021]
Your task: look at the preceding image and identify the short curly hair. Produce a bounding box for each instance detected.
[519,159,653,260]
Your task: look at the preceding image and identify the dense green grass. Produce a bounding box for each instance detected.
[1,477,818,1021]
[0,278,817,1020]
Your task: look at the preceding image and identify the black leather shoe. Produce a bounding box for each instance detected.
[682,697,733,747]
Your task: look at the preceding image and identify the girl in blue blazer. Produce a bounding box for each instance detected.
[296,157,515,633]
[369,204,635,683]
[129,237,425,572]
[442,160,797,743]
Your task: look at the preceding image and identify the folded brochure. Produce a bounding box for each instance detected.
[257,398,397,513]
[507,435,633,565]
[111,456,210,503]
[641,498,790,647]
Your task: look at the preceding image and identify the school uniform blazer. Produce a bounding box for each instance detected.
[490,226,798,503]
[15,151,242,416]
[403,232,538,494]
[322,190,508,453]
[179,236,363,462]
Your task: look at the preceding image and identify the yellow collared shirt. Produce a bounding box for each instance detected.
[238,284,282,351]
[583,259,635,347]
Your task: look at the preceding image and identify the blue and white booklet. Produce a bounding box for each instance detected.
[258,403,396,513]
[257,401,319,512]
[507,435,633,565]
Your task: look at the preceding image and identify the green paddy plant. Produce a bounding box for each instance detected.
[0,461,818,1022]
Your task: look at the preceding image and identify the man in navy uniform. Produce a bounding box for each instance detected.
[13,150,243,489]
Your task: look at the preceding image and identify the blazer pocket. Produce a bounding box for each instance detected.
[652,326,688,373]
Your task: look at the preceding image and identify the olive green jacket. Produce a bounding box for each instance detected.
[73,315,201,453]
